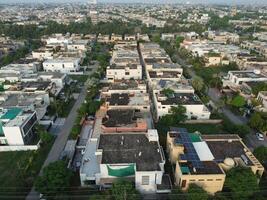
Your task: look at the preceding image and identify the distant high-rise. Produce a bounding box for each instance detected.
[88,0,97,4]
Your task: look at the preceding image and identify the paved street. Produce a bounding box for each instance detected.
[26,86,87,200]
[177,55,267,149]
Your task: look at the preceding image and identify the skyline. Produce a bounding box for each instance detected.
[0,0,267,6]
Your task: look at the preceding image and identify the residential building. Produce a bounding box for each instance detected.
[167,128,264,194]
[0,108,38,145]
[222,70,267,88]
[152,91,211,120]
[43,57,81,73]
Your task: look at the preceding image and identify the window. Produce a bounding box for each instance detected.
[189,179,195,182]
[199,179,204,181]
[207,179,213,181]
[125,72,130,75]
[142,176,149,185]
[216,179,222,181]
[181,180,186,188]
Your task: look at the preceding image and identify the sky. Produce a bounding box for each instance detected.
[0,0,266,5]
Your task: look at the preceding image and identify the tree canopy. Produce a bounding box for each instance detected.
[224,167,259,200]
[249,112,267,132]
[253,146,267,164]
[35,161,73,197]
[187,184,209,200]
[230,95,246,108]
[111,179,140,200]
[159,105,187,126]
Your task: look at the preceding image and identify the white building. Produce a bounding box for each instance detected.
[223,70,267,88]
[80,131,168,194]
[106,64,142,81]
[43,57,81,74]
[0,108,37,145]
[152,91,211,120]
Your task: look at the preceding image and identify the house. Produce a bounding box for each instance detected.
[110,34,123,42]
[106,64,142,81]
[80,131,168,194]
[102,93,150,111]
[152,91,210,120]
[257,91,267,111]
[0,108,38,145]
[43,57,81,74]
[204,52,222,66]
[101,80,147,95]
[97,34,110,43]
[161,33,175,41]
[222,70,267,89]
[124,34,136,41]
[166,128,264,194]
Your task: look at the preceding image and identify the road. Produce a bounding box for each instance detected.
[26,86,87,200]
[177,55,267,149]
[208,88,267,149]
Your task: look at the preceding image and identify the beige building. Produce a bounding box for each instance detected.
[167,128,264,194]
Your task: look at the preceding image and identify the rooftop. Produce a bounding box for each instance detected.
[158,92,202,105]
[102,109,145,128]
[98,133,163,171]
[105,93,149,106]
[231,71,267,79]
[149,71,182,79]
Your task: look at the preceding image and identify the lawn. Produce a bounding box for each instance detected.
[0,139,54,200]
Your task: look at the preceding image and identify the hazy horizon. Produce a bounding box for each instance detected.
[0,0,267,6]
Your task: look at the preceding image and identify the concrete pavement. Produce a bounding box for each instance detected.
[26,86,87,200]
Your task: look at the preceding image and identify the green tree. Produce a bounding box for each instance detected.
[191,76,204,92]
[111,179,140,200]
[162,88,175,97]
[224,167,259,200]
[230,95,246,108]
[253,146,267,164]
[175,36,184,48]
[39,130,54,144]
[35,161,73,197]
[187,184,209,200]
[159,105,187,126]
[249,112,264,130]
[251,82,267,96]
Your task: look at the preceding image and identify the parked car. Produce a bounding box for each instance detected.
[256,132,264,141]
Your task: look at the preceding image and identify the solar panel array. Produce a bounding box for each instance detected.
[159,79,166,88]
[171,127,204,169]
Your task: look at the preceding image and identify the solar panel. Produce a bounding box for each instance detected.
[171,127,204,168]
[159,79,166,88]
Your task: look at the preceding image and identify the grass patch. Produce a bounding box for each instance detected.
[0,139,54,200]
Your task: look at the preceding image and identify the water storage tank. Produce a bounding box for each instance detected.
[221,158,235,171]
[253,69,261,74]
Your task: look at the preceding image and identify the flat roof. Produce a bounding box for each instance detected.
[98,134,163,171]
[158,92,202,105]
[0,108,22,120]
[108,80,146,90]
[231,71,267,79]
[205,140,253,165]
[102,109,144,127]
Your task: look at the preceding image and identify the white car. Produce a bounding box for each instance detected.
[256,132,264,141]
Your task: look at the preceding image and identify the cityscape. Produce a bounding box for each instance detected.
[0,0,267,200]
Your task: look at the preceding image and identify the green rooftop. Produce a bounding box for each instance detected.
[181,166,190,174]
[0,108,22,120]
[189,133,201,143]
